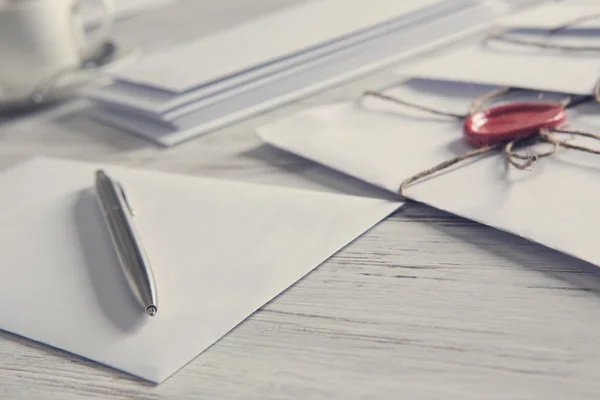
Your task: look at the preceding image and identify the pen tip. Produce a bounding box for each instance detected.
[146,306,157,317]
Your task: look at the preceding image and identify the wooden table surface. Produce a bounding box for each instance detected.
[2,1,600,399]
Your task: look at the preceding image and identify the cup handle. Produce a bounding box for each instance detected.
[71,0,116,62]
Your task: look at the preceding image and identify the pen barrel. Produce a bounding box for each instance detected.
[95,172,158,314]
[103,207,158,311]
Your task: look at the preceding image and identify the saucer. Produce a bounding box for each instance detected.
[0,41,140,114]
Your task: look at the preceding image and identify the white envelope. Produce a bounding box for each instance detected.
[0,157,400,383]
[257,78,600,272]
[397,2,600,96]
[90,1,498,147]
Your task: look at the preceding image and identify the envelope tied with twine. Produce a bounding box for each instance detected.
[258,77,600,273]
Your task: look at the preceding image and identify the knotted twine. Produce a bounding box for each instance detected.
[484,12,600,102]
[486,11,600,54]
[362,88,600,197]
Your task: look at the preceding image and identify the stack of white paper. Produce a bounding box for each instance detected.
[86,0,502,147]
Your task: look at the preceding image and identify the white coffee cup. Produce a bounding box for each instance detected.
[0,0,115,95]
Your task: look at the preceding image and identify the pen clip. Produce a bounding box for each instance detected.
[117,183,135,216]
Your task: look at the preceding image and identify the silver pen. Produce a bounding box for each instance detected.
[94,169,158,317]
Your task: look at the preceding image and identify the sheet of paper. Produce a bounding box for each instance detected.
[88,0,472,115]
[91,1,498,146]
[257,78,600,272]
[111,0,457,93]
[0,157,401,383]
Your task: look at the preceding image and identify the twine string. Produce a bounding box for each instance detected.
[397,143,500,196]
[362,90,465,119]
[546,128,600,155]
[485,11,600,52]
[485,32,600,52]
[468,87,513,114]
[548,12,600,35]
[593,82,600,104]
[483,12,600,97]
[361,90,600,197]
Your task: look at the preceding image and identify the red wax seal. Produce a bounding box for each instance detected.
[463,102,567,148]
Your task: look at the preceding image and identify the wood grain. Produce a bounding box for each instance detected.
[2,0,599,398]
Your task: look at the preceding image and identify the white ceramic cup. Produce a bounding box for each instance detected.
[0,0,115,94]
